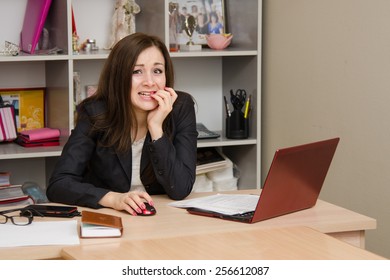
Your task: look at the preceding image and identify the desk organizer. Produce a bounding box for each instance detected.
[226,110,249,139]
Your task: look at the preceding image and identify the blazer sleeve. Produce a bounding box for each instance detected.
[46,105,111,208]
[144,91,198,200]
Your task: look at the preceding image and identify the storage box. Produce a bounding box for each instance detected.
[192,174,213,193]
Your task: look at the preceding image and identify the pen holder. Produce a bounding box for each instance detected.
[226,110,249,139]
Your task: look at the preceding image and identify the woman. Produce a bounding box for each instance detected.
[207,12,223,34]
[47,33,198,216]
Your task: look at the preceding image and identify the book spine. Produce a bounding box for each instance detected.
[1,107,16,140]
[0,109,5,141]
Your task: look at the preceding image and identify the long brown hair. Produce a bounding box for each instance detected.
[78,33,175,153]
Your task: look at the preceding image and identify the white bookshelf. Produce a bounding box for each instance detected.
[0,0,262,190]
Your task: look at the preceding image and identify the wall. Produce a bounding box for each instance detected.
[262,0,390,258]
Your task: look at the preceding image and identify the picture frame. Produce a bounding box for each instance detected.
[169,0,226,46]
[0,88,46,132]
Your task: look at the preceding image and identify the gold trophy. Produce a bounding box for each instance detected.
[184,15,196,45]
[181,15,201,51]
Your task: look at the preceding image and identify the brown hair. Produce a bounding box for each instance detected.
[78,33,175,153]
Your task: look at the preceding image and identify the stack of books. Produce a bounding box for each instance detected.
[16,127,60,147]
[0,172,11,187]
[0,172,34,206]
[196,147,229,175]
[0,185,34,207]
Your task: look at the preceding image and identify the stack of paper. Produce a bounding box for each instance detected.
[169,194,259,215]
[0,220,79,248]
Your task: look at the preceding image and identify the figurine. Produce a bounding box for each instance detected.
[107,0,141,49]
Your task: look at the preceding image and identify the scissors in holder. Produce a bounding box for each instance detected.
[230,89,247,111]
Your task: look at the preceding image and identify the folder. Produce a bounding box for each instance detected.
[18,127,60,141]
[20,0,52,54]
[16,127,60,147]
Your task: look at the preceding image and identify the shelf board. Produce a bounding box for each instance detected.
[68,48,257,60]
[0,142,63,160]
[171,48,257,58]
[0,49,257,62]
[0,53,69,62]
[197,135,257,148]
[71,49,111,60]
[0,136,256,159]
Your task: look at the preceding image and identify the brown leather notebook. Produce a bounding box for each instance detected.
[80,210,123,238]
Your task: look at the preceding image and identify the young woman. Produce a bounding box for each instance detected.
[47,33,198,216]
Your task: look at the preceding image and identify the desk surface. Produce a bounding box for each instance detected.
[61,226,385,260]
[0,189,378,260]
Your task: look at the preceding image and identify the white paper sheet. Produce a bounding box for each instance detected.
[0,220,80,247]
[168,194,259,215]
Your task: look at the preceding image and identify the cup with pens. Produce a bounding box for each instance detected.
[224,89,250,139]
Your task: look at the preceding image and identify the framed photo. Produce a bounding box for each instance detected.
[0,88,45,132]
[169,0,226,46]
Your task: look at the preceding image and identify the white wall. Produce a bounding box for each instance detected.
[262,0,390,258]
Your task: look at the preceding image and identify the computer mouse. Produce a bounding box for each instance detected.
[138,202,156,216]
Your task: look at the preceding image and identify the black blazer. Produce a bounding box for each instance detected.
[47,91,198,208]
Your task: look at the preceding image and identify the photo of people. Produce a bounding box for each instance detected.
[170,0,225,45]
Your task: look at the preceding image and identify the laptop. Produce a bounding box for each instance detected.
[187,137,340,223]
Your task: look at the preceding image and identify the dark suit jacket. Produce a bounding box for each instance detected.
[47,91,198,208]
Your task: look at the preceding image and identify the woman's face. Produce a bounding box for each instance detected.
[131,46,166,112]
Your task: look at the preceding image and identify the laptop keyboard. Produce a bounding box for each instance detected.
[234,211,255,218]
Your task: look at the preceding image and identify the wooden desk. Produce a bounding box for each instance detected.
[0,190,377,260]
[61,226,385,260]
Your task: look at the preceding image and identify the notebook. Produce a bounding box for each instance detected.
[20,0,52,54]
[187,137,340,223]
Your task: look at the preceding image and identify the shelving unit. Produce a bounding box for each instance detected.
[0,0,261,190]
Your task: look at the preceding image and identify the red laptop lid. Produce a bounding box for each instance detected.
[252,137,340,222]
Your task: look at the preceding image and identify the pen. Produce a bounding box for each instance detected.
[244,95,251,118]
[224,96,231,117]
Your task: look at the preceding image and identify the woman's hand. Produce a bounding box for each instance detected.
[99,190,154,216]
[147,87,178,140]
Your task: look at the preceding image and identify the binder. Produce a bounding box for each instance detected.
[20,0,52,54]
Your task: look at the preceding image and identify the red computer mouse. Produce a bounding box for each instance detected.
[138,202,156,216]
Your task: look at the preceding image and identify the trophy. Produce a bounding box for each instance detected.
[181,15,201,51]
[184,15,197,45]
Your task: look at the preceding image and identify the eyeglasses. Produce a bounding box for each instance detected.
[0,209,34,226]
